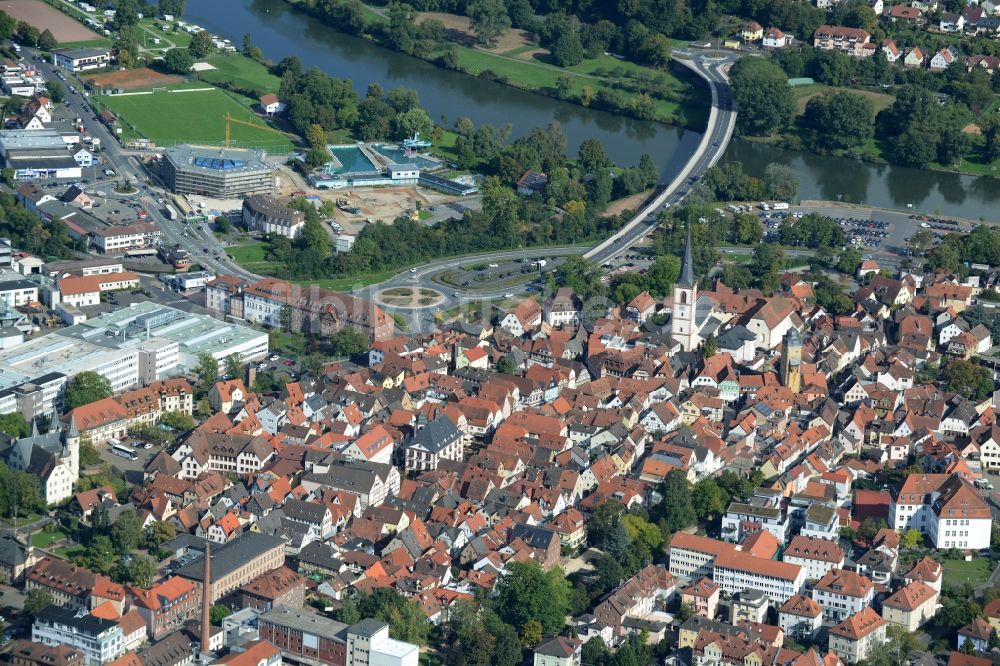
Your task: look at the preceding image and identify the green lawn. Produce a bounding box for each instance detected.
[270,330,306,357]
[57,38,113,49]
[100,88,296,150]
[199,54,282,95]
[942,557,993,589]
[32,529,68,549]
[227,242,282,273]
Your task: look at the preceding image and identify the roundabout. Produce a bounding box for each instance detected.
[374,286,445,310]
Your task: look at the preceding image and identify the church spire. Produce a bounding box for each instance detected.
[677,224,695,288]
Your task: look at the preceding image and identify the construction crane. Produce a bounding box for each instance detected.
[223,113,291,148]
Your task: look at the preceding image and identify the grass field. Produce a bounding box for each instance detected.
[447,46,708,127]
[100,88,296,150]
[942,557,993,588]
[199,55,282,95]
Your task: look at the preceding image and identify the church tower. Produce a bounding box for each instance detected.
[780,327,803,393]
[62,414,80,480]
[671,226,698,351]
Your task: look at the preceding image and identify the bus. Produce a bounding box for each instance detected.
[111,442,137,460]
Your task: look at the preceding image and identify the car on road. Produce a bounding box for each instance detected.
[284,359,295,366]
[504,292,514,298]
[269,354,279,361]
[410,268,417,273]
[453,292,460,297]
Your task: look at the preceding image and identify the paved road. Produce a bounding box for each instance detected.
[584,52,739,265]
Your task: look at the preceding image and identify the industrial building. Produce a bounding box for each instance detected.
[0,130,82,180]
[0,302,267,399]
[163,145,275,199]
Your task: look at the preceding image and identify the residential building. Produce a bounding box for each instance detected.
[242,195,304,239]
[779,594,823,640]
[534,636,582,666]
[721,501,788,543]
[890,474,991,549]
[881,580,938,632]
[711,551,805,604]
[25,557,123,613]
[828,608,887,664]
[813,25,873,57]
[8,640,85,666]
[544,288,582,328]
[682,577,721,619]
[668,532,738,579]
[812,569,875,622]
[782,535,845,581]
[32,605,125,666]
[763,28,793,48]
[65,398,128,445]
[130,576,201,640]
[258,94,286,116]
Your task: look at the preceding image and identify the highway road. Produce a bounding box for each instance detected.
[584,51,739,265]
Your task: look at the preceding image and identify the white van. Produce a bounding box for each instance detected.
[772,202,789,210]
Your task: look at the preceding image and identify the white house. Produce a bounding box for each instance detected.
[259,94,287,115]
[812,569,875,622]
[783,535,845,581]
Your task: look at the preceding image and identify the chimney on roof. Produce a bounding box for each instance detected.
[201,541,211,653]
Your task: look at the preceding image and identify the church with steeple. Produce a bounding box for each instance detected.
[4,413,79,506]
[671,226,716,352]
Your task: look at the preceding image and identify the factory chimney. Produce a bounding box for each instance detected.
[201,541,211,653]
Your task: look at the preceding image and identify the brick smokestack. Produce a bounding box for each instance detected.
[201,541,211,652]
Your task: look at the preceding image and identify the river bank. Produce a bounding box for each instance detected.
[282,0,712,130]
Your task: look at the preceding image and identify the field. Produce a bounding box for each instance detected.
[416,11,535,54]
[85,67,183,92]
[31,528,67,549]
[100,88,296,150]
[198,54,282,95]
[226,242,282,274]
[0,0,100,43]
[793,84,896,115]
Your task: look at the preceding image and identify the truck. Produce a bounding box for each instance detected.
[772,202,790,210]
[163,205,178,220]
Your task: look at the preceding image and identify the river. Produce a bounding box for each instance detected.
[186,0,1000,221]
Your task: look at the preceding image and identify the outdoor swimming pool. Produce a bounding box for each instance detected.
[372,144,438,169]
[321,145,379,175]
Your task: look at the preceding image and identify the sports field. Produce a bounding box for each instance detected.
[99,88,296,151]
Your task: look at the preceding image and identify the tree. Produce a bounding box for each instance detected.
[467,0,511,47]
[224,353,243,380]
[900,528,923,549]
[164,47,193,74]
[520,618,542,648]
[730,58,795,136]
[858,517,888,543]
[188,30,213,59]
[981,113,1000,163]
[652,471,697,533]
[868,625,920,666]
[144,521,176,548]
[331,327,369,357]
[159,0,186,16]
[551,31,585,67]
[23,588,53,616]
[128,555,156,588]
[762,163,799,201]
[386,2,418,54]
[210,605,231,624]
[196,352,220,391]
[64,371,113,410]
[578,138,610,176]
[496,357,516,374]
[492,561,570,636]
[0,413,29,439]
[944,360,995,400]
[111,511,144,555]
[355,589,430,644]
[805,91,875,152]
[15,22,39,48]
[37,28,56,52]
[305,123,330,167]
[692,477,729,520]
[160,411,195,432]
